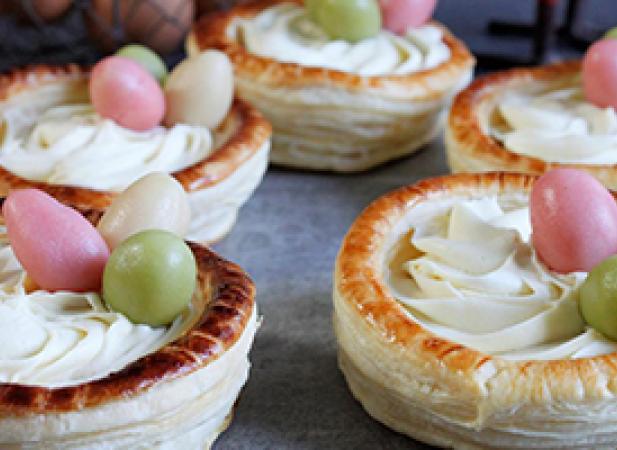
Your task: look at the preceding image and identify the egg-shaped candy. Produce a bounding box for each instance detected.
[116,44,168,84]
[580,255,617,340]
[90,56,165,131]
[164,51,234,129]
[605,27,617,40]
[103,230,196,326]
[379,0,436,34]
[3,189,110,292]
[582,39,617,110]
[306,0,381,43]
[530,169,617,273]
[97,172,191,250]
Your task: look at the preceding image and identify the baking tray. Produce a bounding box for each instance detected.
[213,142,448,449]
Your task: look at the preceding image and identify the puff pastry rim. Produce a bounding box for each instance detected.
[0,64,272,211]
[191,0,475,97]
[0,237,255,415]
[335,172,617,414]
[446,60,617,181]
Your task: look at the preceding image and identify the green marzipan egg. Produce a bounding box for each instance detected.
[103,229,196,327]
[116,44,168,84]
[605,27,617,40]
[580,254,617,341]
[306,0,381,43]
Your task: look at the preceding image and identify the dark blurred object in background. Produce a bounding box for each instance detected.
[481,0,606,68]
[84,0,194,54]
[7,0,73,22]
[196,0,250,16]
[0,0,616,73]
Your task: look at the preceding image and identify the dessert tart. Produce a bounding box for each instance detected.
[188,0,475,172]
[446,60,617,189]
[334,172,617,449]
[0,64,272,243]
[0,211,258,449]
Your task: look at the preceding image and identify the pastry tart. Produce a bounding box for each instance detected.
[447,60,617,189]
[0,214,258,449]
[188,0,475,172]
[334,172,617,449]
[0,65,272,243]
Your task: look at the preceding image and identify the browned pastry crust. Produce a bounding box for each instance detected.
[335,172,617,448]
[0,64,272,210]
[192,0,474,97]
[446,61,617,188]
[0,240,254,415]
[190,0,475,172]
[337,173,528,373]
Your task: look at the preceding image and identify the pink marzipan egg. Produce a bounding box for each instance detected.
[582,39,617,110]
[89,56,164,131]
[530,169,617,273]
[379,0,436,34]
[3,189,110,292]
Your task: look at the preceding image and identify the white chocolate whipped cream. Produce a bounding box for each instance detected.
[386,194,617,360]
[493,87,617,164]
[0,239,194,387]
[0,104,213,191]
[238,4,451,76]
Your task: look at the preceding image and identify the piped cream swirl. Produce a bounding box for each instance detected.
[0,103,213,192]
[0,239,194,387]
[238,4,450,76]
[493,87,617,164]
[387,194,617,360]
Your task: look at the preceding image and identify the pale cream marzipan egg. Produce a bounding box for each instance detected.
[164,50,234,129]
[97,172,191,250]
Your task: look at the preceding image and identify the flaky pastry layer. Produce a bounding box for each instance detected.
[189,0,475,172]
[0,239,257,450]
[334,172,617,449]
[0,65,272,243]
[445,61,617,190]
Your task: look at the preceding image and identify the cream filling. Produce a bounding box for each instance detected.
[237,3,450,76]
[0,308,259,449]
[385,194,617,360]
[0,103,213,192]
[493,87,617,164]
[0,236,195,388]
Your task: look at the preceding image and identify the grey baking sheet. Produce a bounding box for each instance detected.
[213,142,448,449]
[208,1,617,443]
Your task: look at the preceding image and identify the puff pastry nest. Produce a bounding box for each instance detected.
[334,172,617,449]
[0,64,272,243]
[0,232,257,449]
[445,60,617,189]
[189,0,475,172]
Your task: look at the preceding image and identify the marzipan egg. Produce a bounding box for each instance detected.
[3,189,109,292]
[97,172,191,250]
[164,50,234,129]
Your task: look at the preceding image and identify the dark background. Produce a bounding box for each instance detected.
[1,1,616,449]
[1,0,616,73]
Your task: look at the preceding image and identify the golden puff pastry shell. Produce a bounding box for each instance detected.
[189,0,475,172]
[446,60,617,190]
[0,241,258,450]
[334,171,617,449]
[0,64,272,243]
